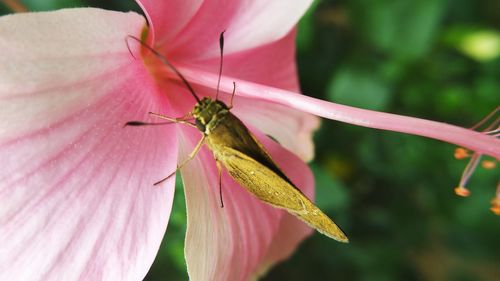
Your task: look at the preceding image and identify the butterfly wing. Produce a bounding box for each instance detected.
[219,146,348,242]
[209,112,299,189]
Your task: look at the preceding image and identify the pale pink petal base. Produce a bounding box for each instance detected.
[0,8,178,280]
[178,125,313,281]
[181,68,500,159]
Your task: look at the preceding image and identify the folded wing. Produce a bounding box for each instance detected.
[220,146,348,242]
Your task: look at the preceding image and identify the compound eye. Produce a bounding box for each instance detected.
[195,119,206,132]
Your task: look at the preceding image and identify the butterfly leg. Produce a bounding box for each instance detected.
[154,135,206,186]
[228,82,236,109]
[124,112,196,128]
[216,158,224,208]
[148,111,196,128]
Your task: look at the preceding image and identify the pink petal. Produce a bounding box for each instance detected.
[194,30,301,91]
[233,96,320,162]
[247,131,315,278]
[134,0,203,46]
[180,68,500,159]
[178,125,313,280]
[137,0,312,59]
[0,8,177,280]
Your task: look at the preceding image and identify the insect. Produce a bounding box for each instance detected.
[125,33,348,243]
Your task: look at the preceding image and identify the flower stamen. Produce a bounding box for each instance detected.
[1,0,27,13]
[454,147,471,159]
[490,182,500,215]
[454,153,481,197]
[491,201,500,214]
[453,107,499,213]
[454,186,471,197]
[469,106,499,131]
[482,160,496,169]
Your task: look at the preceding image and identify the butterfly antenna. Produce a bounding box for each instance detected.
[125,35,201,103]
[215,31,225,101]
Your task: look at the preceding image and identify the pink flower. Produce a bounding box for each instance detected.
[0,2,318,280]
[0,1,498,281]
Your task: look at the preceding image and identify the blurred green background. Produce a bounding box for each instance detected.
[2,0,498,280]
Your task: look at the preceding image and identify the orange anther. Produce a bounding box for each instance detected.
[454,148,470,159]
[490,198,500,215]
[481,160,496,169]
[454,186,471,197]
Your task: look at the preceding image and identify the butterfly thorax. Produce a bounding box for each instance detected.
[192,97,230,135]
